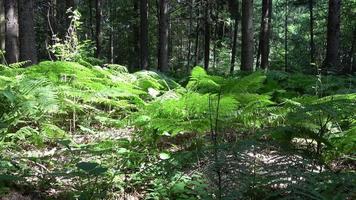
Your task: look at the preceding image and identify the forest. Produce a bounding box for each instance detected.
[0,0,355,199]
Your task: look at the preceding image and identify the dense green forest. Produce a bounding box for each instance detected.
[0,0,355,199]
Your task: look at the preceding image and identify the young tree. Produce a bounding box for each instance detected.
[158,0,169,72]
[4,0,19,64]
[140,0,149,70]
[18,0,37,64]
[324,0,341,70]
[241,0,254,72]
[256,0,272,70]
[95,0,102,58]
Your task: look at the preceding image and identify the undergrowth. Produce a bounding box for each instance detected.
[0,62,355,199]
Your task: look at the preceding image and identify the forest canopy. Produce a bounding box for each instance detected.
[0,0,355,199]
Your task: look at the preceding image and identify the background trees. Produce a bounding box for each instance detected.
[0,0,354,74]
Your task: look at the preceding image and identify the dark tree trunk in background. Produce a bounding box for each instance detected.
[203,0,210,70]
[0,0,5,53]
[140,0,149,70]
[186,0,194,72]
[18,0,37,64]
[284,0,288,71]
[158,0,169,72]
[228,0,240,74]
[324,0,341,71]
[88,0,94,39]
[241,0,254,72]
[66,0,75,8]
[256,0,272,70]
[4,0,19,64]
[95,0,102,58]
[349,29,356,73]
[309,0,315,66]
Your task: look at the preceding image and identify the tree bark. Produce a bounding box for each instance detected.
[4,0,19,64]
[158,0,169,72]
[230,19,239,74]
[0,0,5,53]
[324,0,341,70]
[284,0,288,72]
[140,0,149,70]
[203,0,210,70]
[186,0,194,72]
[18,0,37,65]
[228,0,240,74]
[95,0,102,58]
[309,0,315,66]
[241,0,254,72]
[256,0,272,70]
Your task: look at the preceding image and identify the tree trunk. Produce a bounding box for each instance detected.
[324,0,341,71]
[89,0,94,39]
[4,0,19,64]
[228,0,240,74]
[203,0,210,71]
[18,0,37,65]
[186,0,194,72]
[140,0,149,70]
[158,0,169,72]
[95,0,102,58]
[241,0,254,72]
[309,0,315,66]
[284,0,288,71]
[230,18,239,74]
[0,0,5,53]
[256,0,272,70]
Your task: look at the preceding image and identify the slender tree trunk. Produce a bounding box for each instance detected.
[186,0,194,72]
[256,0,272,70]
[4,0,19,64]
[309,0,315,66]
[0,0,5,53]
[241,0,254,72]
[95,0,102,58]
[284,0,288,72]
[158,0,169,72]
[324,0,341,71]
[18,0,37,65]
[89,0,94,39]
[203,0,210,70]
[348,29,355,73]
[193,21,200,66]
[140,0,149,70]
[230,18,239,74]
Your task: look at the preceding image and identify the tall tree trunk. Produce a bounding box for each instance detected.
[95,0,102,58]
[18,0,37,65]
[309,0,315,66]
[89,0,94,39]
[241,0,254,72]
[158,0,169,72]
[284,0,288,72]
[4,0,19,64]
[256,0,272,70]
[203,0,210,70]
[230,19,239,74]
[186,0,194,72]
[0,0,5,53]
[228,0,240,74]
[324,0,341,71]
[140,0,149,70]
